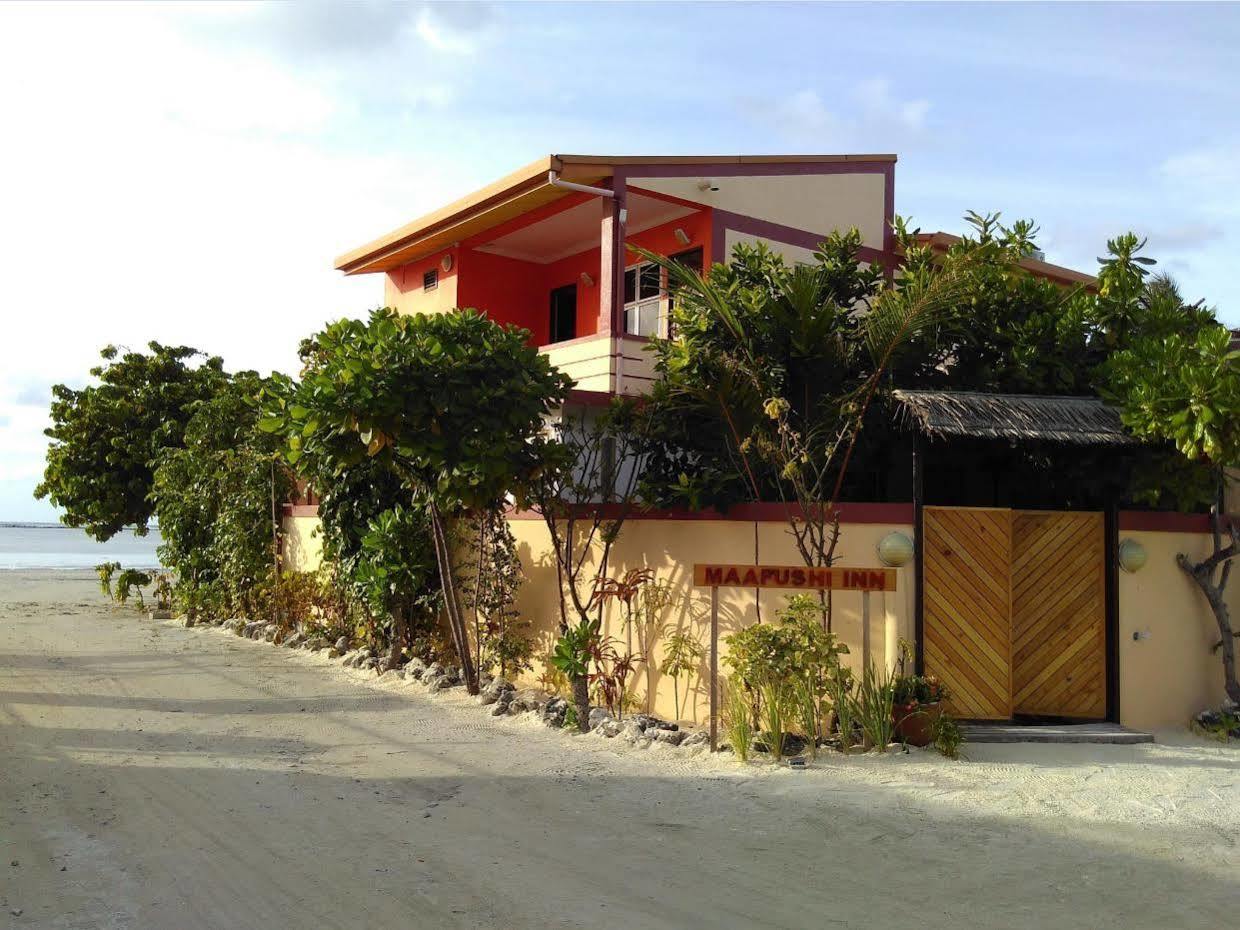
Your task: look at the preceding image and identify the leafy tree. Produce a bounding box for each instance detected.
[263,308,571,693]
[530,399,655,728]
[1109,321,1240,704]
[37,343,226,539]
[635,227,977,628]
[152,370,295,622]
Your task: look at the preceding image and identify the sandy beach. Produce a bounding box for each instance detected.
[1,570,1237,929]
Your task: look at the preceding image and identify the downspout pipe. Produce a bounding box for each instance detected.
[548,169,615,199]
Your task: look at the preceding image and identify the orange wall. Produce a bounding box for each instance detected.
[456,250,547,341]
[384,248,458,316]
[386,206,712,344]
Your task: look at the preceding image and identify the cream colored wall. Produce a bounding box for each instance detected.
[282,516,323,574]
[637,173,888,250]
[509,518,914,724]
[1118,530,1238,730]
[539,336,614,394]
[725,230,818,267]
[538,335,658,396]
[282,509,1236,732]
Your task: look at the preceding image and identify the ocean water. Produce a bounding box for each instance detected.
[0,523,163,570]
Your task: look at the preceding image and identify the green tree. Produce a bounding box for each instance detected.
[37,343,226,539]
[263,308,571,693]
[1108,321,1240,704]
[635,226,977,628]
[152,370,295,622]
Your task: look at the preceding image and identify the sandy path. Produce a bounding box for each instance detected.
[1,571,1237,929]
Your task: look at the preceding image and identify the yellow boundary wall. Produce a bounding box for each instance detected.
[282,513,1237,732]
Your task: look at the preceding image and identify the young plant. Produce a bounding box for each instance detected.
[95,561,121,600]
[830,662,857,754]
[854,660,896,752]
[722,676,754,762]
[659,630,704,722]
[587,633,641,722]
[550,618,598,732]
[932,712,966,760]
[114,569,152,608]
[725,595,846,759]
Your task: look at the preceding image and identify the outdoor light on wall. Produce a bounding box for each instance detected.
[1118,538,1147,573]
[579,272,594,288]
[673,227,691,246]
[441,253,454,272]
[877,531,915,568]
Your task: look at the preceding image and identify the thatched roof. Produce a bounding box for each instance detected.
[892,390,1136,446]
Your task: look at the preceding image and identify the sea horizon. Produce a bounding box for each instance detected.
[0,522,163,571]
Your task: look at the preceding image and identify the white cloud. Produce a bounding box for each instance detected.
[1160,144,1240,197]
[0,3,488,519]
[738,78,931,148]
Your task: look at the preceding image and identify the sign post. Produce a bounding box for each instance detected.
[694,563,897,753]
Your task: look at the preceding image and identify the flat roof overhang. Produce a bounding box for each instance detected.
[335,153,898,276]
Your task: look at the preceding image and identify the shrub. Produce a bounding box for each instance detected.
[724,595,847,760]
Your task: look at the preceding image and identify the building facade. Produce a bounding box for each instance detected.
[284,153,1238,733]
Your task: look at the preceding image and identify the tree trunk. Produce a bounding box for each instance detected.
[385,605,408,673]
[428,501,479,695]
[572,674,590,733]
[1177,505,1240,706]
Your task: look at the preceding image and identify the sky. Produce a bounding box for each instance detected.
[1,1,1238,522]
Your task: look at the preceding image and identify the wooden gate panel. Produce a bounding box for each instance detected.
[922,507,1012,720]
[1011,511,1106,719]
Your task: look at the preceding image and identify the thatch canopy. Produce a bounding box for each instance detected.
[893,390,1136,446]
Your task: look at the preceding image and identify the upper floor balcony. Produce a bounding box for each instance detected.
[335,153,898,400]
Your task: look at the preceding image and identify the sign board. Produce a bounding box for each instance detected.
[693,563,896,592]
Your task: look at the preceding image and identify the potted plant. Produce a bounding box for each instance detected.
[891,674,949,747]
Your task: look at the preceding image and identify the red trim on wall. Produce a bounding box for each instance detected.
[507,502,914,524]
[714,209,894,266]
[619,160,896,179]
[566,388,614,407]
[1118,511,1235,533]
[282,502,1233,533]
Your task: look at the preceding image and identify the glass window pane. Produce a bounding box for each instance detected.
[638,299,660,337]
[639,263,660,299]
[624,268,636,304]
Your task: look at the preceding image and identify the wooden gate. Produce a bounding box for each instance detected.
[922,507,1013,720]
[921,507,1107,721]
[1011,511,1106,718]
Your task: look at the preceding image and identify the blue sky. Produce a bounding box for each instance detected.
[1,1,1238,521]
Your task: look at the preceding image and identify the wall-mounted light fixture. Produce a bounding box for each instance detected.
[697,179,720,192]
[579,272,594,288]
[441,253,454,272]
[673,227,691,246]
[1118,538,1147,573]
[876,531,915,568]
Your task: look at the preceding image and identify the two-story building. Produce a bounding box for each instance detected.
[281,153,1237,736]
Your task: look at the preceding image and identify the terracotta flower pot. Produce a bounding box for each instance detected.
[893,701,941,747]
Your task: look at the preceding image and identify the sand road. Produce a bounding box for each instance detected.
[2,571,1237,929]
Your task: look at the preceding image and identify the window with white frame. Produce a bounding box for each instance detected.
[623,261,662,337]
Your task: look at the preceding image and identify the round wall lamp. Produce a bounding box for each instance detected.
[441,253,454,272]
[876,531,914,568]
[1118,538,1147,573]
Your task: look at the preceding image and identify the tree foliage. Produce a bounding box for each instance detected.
[152,370,295,620]
[263,307,572,689]
[37,343,226,539]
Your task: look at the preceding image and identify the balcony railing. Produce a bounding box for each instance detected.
[539,334,658,397]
